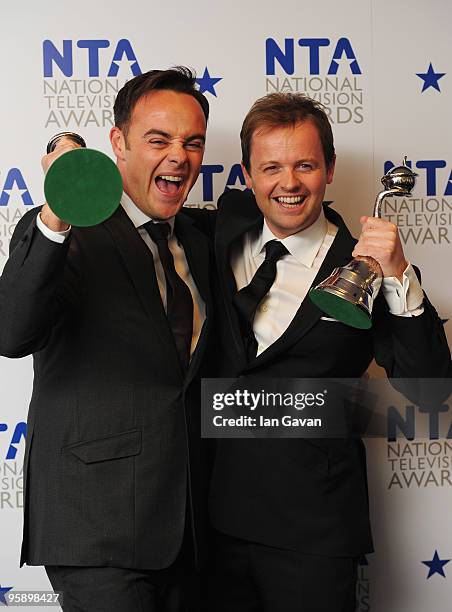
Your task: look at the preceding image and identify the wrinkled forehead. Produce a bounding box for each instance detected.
[129,90,207,132]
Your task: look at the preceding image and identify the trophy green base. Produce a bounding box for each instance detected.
[44,148,123,227]
[309,287,372,330]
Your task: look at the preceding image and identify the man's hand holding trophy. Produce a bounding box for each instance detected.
[42,131,123,229]
[310,158,417,329]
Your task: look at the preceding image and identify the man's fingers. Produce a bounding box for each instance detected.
[361,217,395,230]
[52,136,82,152]
[41,140,80,174]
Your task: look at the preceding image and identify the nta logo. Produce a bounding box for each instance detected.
[266,37,361,75]
[0,169,33,206]
[43,39,142,78]
[383,160,452,245]
[385,160,452,197]
[200,164,246,201]
[0,422,26,460]
[388,404,452,441]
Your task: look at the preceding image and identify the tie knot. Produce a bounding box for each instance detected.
[264,240,288,263]
[144,221,170,242]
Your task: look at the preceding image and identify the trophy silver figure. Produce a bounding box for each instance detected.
[309,158,417,329]
[46,131,86,154]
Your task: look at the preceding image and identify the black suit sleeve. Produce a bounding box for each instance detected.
[182,205,217,240]
[372,285,451,379]
[371,286,452,407]
[0,207,79,357]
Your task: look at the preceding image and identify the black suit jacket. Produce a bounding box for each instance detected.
[0,205,214,569]
[200,189,451,557]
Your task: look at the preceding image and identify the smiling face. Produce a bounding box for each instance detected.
[243,120,335,238]
[110,89,206,220]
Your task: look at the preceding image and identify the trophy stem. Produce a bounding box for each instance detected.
[373,188,413,218]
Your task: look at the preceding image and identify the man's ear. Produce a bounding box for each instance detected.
[241,163,253,190]
[110,127,126,162]
[326,154,336,184]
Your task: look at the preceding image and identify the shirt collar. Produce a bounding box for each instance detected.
[253,207,327,268]
[120,191,175,236]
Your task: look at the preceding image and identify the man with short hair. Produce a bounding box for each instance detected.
[0,67,213,611]
[206,93,450,611]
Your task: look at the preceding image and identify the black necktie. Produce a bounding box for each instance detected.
[233,240,289,360]
[144,222,193,371]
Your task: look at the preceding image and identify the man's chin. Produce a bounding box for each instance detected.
[267,217,313,238]
[145,198,185,220]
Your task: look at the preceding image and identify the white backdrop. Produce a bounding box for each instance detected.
[1,1,451,610]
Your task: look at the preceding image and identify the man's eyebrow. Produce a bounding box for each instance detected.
[258,159,279,167]
[258,157,317,168]
[143,129,171,139]
[142,129,205,144]
[186,134,206,144]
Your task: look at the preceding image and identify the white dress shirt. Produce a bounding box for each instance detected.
[37,193,206,357]
[230,208,424,356]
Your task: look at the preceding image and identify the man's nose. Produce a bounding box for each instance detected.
[280,169,300,191]
[168,142,188,165]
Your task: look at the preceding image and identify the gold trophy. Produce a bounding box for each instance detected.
[309,158,417,329]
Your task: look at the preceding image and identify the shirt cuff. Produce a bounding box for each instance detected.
[381,263,424,317]
[36,212,71,244]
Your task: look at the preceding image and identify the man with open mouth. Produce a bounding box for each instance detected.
[0,67,214,611]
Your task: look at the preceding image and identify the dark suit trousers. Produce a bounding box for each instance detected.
[45,519,199,612]
[208,531,358,612]
[46,563,198,612]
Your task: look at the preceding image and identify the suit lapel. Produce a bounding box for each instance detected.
[175,212,210,305]
[175,212,213,383]
[217,192,357,371]
[247,208,355,370]
[103,206,183,374]
[105,207,214,382]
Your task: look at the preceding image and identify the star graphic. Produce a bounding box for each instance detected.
[196,67,222,97]
[416,63,446,93]
[3,188,29,198]
[422,550,450,578]
[109,58,141,77]
[329,57,361,75]
[0,187,33,207]
[0,584,13,605]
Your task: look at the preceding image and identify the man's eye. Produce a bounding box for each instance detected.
[185,142,204,150]
[264,166,277,173]
[298,163,313,171]
[149,139,167,146]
